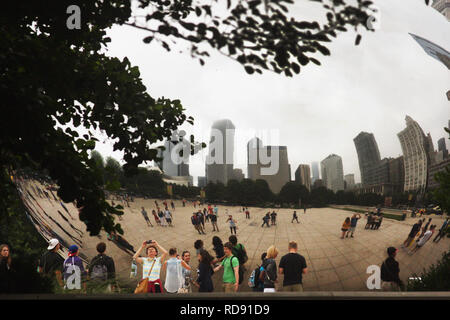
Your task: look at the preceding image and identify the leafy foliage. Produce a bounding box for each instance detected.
[407,251,450,291]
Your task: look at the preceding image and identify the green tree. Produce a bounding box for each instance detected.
[104,157,123,192]
[1,0,375,235]
[407,251,450,291]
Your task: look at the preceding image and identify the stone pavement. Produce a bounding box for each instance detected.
[19,179,449,292]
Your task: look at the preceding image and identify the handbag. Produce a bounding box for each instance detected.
[134,259,156,294]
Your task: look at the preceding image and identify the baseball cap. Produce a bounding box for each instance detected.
[68,245,79,254]
[47,239,59,250]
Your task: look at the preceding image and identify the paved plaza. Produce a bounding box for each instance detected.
[22,180,449,292]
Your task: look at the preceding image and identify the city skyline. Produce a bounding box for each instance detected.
[91,0,449,186]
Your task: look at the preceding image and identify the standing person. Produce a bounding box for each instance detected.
[62,245,87,292]
[164,209,173,227]
[226,215,237,235]
[180,251,193,293]
[229,235,248,269]
[380,247,404,291]
[87,242,116,293]
[38,238,64,289]
[270,211,277,225]
[292,211,299,223]
[341,217,351,239]
[374,215,383,230]
[152,209,161,226]
[210,209,219,232]
[365,214,373,229]
[163,248,191,294]
[418,218,432,238]
[194,249,215,293]
[261,245,278,293]
[401,220,423,248]
[171,201,175,211]
[408,225,436,255]
[204,208,210,223]
[192,212,204,235]
[154,200,158,208]
[197,210,206,234]
[133,240,168,293]
[279,241,308,292]
[0,244,13,293]
[251,252,267,292]
[347,213,362,238]
[182,199,186,207]
[158,209,167,227]
[433,218,449,243]
[214,205,219,217]
[213,242,240,293]
[212,236,225,264]
[262,213,270,228]
[303,206,307,214]
[245,209,250,219]
[141,207,153,227]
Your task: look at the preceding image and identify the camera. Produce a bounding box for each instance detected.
[146,240,153,244]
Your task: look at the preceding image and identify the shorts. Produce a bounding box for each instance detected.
[341,228,348,232]
[349,227,356,232]
[166,218,172,223]
[282,284,303,292]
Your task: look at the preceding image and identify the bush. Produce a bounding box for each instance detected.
[407,251,450,291]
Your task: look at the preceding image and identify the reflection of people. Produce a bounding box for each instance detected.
[0,244,14,293]
[107,232,136,255]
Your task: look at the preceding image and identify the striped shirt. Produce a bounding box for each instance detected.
[142,257,162,281]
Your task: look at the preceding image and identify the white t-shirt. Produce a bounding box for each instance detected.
[418,230,433,246]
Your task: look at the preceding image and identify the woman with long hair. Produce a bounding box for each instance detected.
[194,249,214,292]
[341,217,351,239]
[212,236,225,264]
[261,245,278,293]
[0,244,13,293]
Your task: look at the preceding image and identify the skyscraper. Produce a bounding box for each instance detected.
[158,130,190,177]
[397,115,433,193]
[344,174,355,190]
[353,132,381,186]
[206,119,235,185]
[437,137,448,160]
[247,138,291,194]
[311,162,320,183]
[320,154,345,193]
[295,164,311,191]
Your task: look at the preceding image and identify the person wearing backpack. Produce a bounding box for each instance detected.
[260,245,278,293]
[248,252,266,292]
[229,235,248,268]
[213,242,240,293]
[88,242,116,293]
[62,245,87,293]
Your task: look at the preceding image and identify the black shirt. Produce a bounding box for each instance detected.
[279,253,307,286]
[39,251,64,275]
[261,258,277,288]
[409,223,421,237]
[380,257,400,284]
[88,254,116,280]
[197,262,214,292]
[213,245,225,260]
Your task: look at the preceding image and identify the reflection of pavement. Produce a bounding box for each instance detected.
[18,179,449,292]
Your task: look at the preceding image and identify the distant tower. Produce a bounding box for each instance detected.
[320,154,345,193]
[158,130,190,177]
[353,132,381,186]
[311,162,320,183]
[344,174,355,190]
[206,119,235,185]
[295,164,311,191]
[397,115,433,193]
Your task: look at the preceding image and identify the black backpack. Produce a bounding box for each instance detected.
[232,244,248,265]
[90,255,108,281]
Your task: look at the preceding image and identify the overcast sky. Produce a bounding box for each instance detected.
[94,0,450,185]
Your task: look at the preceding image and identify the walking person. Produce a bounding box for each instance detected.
[163,248,191,294]
[158,209,167,227]
[261,245,278,293]
[433,218,449,243]
[197,210,206,234]
[192,212,205,235]
[179,251,193,293]
[245,209,250,219]
[213,242,240,293]
[279,241,308,292]
[341,217,351,239]
[270,211,277,226]
[262,213,270,228]
[133,240,168,293]
[164,209,173,227]
[152,209,161,226]
[38,238,64,289]
[401,220,423,249]
[408,225,437,255]
[226,215,237,235]
[194,249,215,293]
[0,244,14,293]
[171,201,175,211]
[347,213,361,238]
[292,211,299,223]
[141,207,153,227]
[380,247,404,291]
[87,242,116,293]
[62,245,87,292]
[210,210,219,232]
